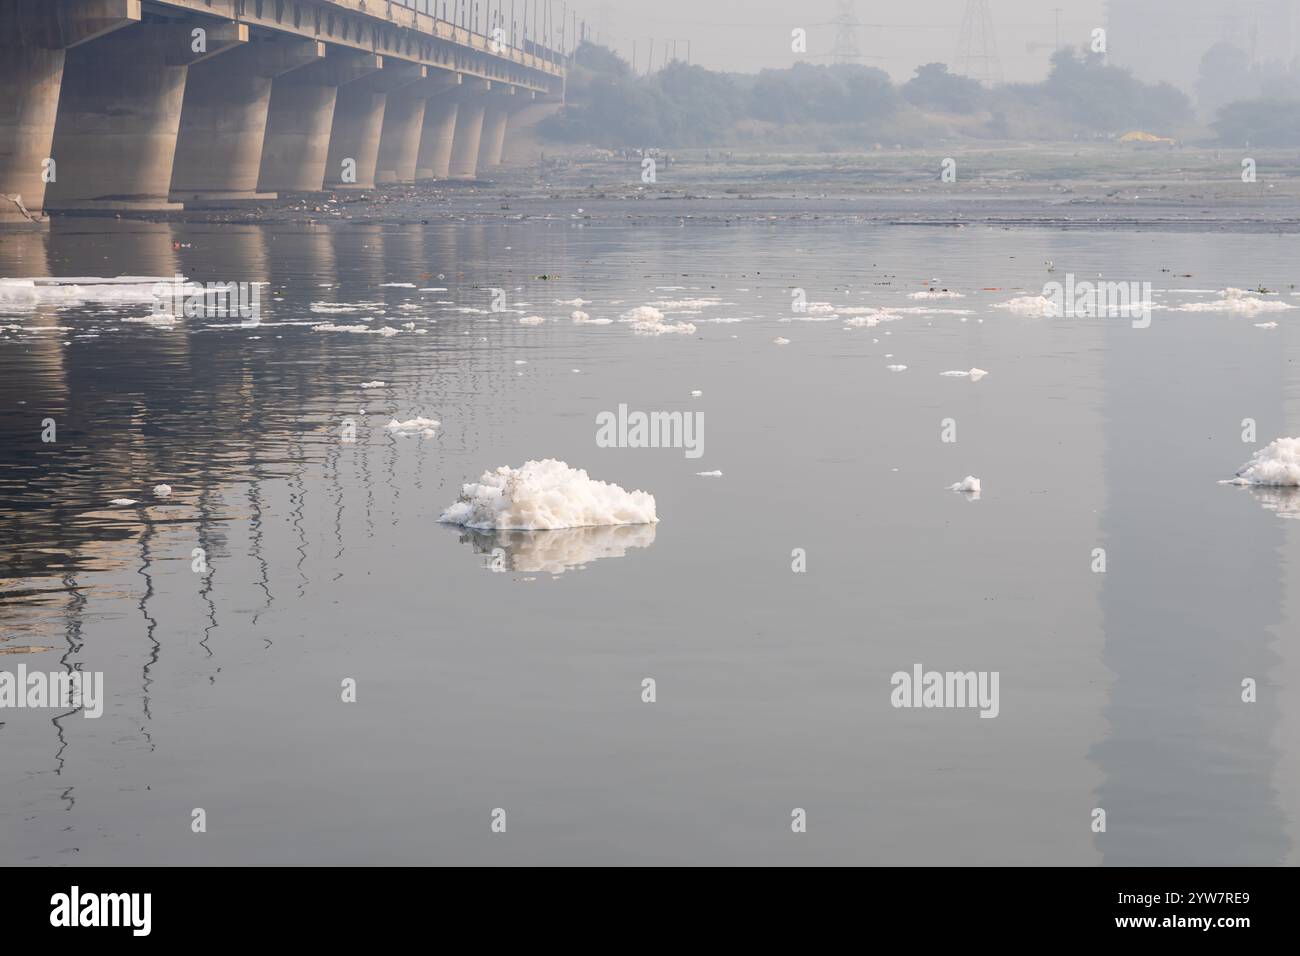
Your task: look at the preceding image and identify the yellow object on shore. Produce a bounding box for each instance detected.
[1121,130,1177,144]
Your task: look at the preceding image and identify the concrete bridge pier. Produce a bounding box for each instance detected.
[447,81,491,182]
[414,83,462,182]
[170,35,326,207]
[0,0,142,227]
[477,89,516,172]
[44,19,247,214]
[375,73,458,185]
[324,61,425,192]
[257,49,381,195]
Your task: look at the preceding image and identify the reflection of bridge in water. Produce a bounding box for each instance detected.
[1,0,570,227]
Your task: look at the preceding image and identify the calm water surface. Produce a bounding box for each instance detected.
[1,215,1297,864]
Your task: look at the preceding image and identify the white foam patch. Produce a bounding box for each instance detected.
[773,337,791,345]
[941,368,989,381]
[648,298,721,310]
[122,313,178,328]
[385,417,440,437]
[844,311,903,328]
[380,283,417,288]
[439,459,658,530]
[1225,437,1300,486]
[311,323,398,335]
[360,381,387,389]
[949,476,982,493]
[109,498,138,506]
[625,305,695,335]
[696,470,723,477]
[784,312,840,323]
[996,296,1055,316]
[886,364,908,371]
[620,305,663,323]
[153,484,172,497]
[519,315,546,326]
[1173,288,1295,313]
[909,290,965,299]
[310,302,380,314]
[0,276,172,310]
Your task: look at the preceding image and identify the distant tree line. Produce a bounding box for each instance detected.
[1197,41,1300,146]
[542,44,1205,148]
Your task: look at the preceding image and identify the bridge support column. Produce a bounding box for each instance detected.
[44,18,246,214]
[415,92,460,181]
[0,0,141,227]
[170,36,325,207]
[447,82,490,182]
[325,61,425,191]
[258,50,381,194]
[499,93,564,167]
[478,93,513,171]
[373,72,453,185]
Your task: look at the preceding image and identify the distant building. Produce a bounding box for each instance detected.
[1106,0,1299,92]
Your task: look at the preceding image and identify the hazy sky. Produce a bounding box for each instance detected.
[572,0,1109,82]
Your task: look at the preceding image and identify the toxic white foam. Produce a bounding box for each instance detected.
[908,290,965,299]
[637,317,694,335]
[616,305,693,334]
[1225,438,1300,486]
[996,295,1056,317]
[648,298,721,310]
[360,381,387,389]
[153,484,172,498]
[385,417,440,437]
[949,476,982,493]
[310,302,381,314]
[311,323,394,335]
[518,315,546,326]
[0,276,172,310]
[844,311,903,328]
[1173,288,1295,313]
[438,459,658,530]
[886,364,908,371]
[621,306,663,323]
[941,368,988,381]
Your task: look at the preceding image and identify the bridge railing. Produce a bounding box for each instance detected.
[389,0,574,67]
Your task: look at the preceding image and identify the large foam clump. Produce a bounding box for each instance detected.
[439,459,658,530]
[1227,437,1300,486]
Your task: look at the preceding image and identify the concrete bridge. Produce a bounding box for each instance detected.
[0,0,568,227]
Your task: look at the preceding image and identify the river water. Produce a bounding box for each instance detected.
[1,213,1298,865]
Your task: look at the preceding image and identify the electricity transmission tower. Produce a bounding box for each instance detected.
[830,0,863,64]
[956,0,1004,85]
